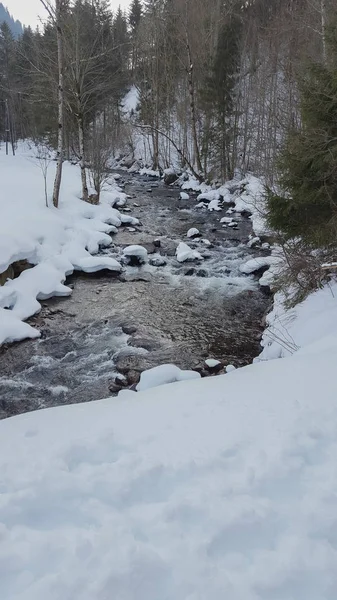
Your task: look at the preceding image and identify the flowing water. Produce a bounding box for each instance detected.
[0,174,271,419]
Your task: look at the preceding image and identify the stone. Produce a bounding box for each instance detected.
[149,256,167,267]
[205,359,222,373]
[115,374,127,387]
[184,268,195,276]
[127,370,140,386]
[164,171,178,185]
[153,239,161,248]
[122,325,138,335]
[196,269,208,278]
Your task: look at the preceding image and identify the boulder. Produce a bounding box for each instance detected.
[149,256,167,267]
[164,170,178,185]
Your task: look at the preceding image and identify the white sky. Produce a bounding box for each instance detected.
[6,0,131,28]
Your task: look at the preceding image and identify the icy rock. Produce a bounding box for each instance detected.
[180,192,190,200]
[136,364,201,392]
[226,364,236,373]
[122,245,148,266]
[149,255,167,267]
[195,202,207,209]
[201,239,211,246]
[187,228,200,238]
[176,242,203,263]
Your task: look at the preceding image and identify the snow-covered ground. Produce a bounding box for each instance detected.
[1,293,337,599]
[0,145,129,344]
[182,173,269,237]
[2,144,337,599]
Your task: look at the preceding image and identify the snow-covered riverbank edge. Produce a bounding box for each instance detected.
[0,147,139,345]
[2,151,337,598]
[1,282,337,599]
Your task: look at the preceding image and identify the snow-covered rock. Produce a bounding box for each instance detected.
[186,228,200,238]
[240,255,283,287]
[149,255,167,267]
[164,168,178,185]
[220,216,234,224]
[180,192,190,200]
[136,364,201,392]
[208,198,222,211]
[122,245,148,265]
[205,359,222,372]
[176,242,203,263]
[226,364,236,373]
[200,239,211,246]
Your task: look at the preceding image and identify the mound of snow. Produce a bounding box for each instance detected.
[1,340,337,599]
[240,255,283,287]
[180,192,190,200]
[136,364,201,392]
[208,198,221,211]
[139,167,160,178]
[122,245,148,264]
[176,242,203,263]
[187,228,200,238]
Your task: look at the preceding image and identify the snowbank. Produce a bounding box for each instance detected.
[259,280,337,361]
[1,341,337,599]
[0,146,126,344]
[136,364,201,391]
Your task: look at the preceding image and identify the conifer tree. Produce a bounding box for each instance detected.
[267,15,337,247]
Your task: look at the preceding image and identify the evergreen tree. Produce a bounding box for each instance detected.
[267,17,337,247]
[129,0,142,34]
[201,13,242,180]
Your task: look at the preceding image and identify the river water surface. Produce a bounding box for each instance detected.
[0,174,270,419]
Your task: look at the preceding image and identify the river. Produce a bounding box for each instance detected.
[0,173,270,419]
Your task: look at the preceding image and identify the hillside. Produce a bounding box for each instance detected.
[0,3,23,37]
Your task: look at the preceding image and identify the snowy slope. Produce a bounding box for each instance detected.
[259,281,337,360]
[0,146,127,345]
[1,345,337,600]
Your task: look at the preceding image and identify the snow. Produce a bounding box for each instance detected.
[2,336,337,599]
[205,358,221,368]
[259,280,337,362]
[139,167,161,178]
[180,192,190,200]
[0,145,127,345]
[176,242,203,263]
[182,173,268,236]
[121,85,139,114]
[122,245,148,262]
[208,198,222,211]
[186,228,200,238]
[240,254,283,288]
[136,364,201,392]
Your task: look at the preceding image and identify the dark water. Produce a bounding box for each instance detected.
[0,174,270,419]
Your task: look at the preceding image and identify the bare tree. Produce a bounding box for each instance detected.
[39,0,65,208]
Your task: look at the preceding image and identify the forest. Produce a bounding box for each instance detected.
[0,0,336,259]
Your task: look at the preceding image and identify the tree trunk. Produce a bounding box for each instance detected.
[321,0,327,64]
[185,33,203,177]
[77,114,88,202]
[53,0,64,209]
